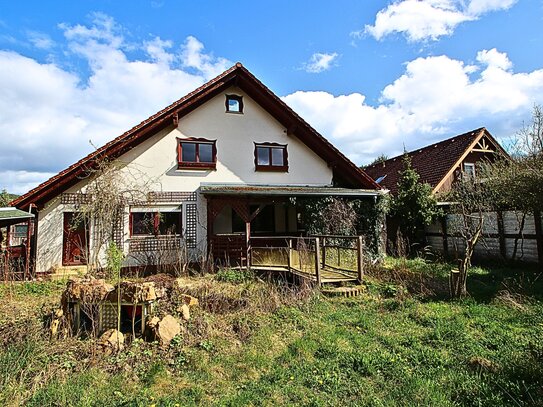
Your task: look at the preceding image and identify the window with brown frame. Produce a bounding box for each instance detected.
[177,138,217,170]
[254,142,288,172]
[225,94,243,113]
[130,211,182,237]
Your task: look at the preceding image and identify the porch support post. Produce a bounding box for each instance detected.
[314,237,321,286]
[5,225,11,279]
[287,238,292,274]
[245,221,251,271]
[206,198,213,262]
[321,237,326,268]
[25,218,32,280]
[357,235,364,283]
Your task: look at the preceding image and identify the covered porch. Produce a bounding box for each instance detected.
[201,184,379,285]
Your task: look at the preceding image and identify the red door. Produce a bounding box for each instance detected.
[62,212,88,266]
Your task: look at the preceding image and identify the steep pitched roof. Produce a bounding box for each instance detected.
[364,128,505,195]
[12,63,379,209]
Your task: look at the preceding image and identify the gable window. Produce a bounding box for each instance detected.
[130,211,182,236]
[254,142,288,172]
[463,162,475,178]
[177,138,216,170]
[225,94,243,113]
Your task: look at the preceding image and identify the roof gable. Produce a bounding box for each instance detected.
[364,128,507,195]
[12,63,379,209]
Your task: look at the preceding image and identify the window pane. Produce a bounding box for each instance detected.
[271,148,284,166]
[227,97,240,112]
[256,147,270,165]
[14,224,28,237]
[158,212,182,235]
[131,212,154,235]
[463,163,475,178]
[199,143,214,163]
[181,143,197,162]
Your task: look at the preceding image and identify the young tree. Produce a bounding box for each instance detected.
[390,155,440,251]
[448,176,495,297]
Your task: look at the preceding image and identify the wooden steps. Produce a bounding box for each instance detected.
[321,285,365,297]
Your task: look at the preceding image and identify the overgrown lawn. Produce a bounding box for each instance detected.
[0,261,541,406]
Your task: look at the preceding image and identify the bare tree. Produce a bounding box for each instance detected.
[448,175,495,298]
[72,157,156,273]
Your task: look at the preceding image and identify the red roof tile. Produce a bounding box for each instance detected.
[364,128,488,195]
[12,63,379,209]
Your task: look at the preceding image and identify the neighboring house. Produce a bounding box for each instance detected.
[365,129,542,263]
[11,63,382,275]
[364,128,507,197]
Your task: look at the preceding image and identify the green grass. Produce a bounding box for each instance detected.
[1,261,542,406]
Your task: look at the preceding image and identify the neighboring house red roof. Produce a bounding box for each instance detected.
[11,63,380,210]
[364,128,505,195]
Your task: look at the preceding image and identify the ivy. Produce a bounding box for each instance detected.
[291,195,389,256]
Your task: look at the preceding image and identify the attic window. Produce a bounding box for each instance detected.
[225,95,243,113]
[254,142,288,172]
[463,162,475,178]
[177,137,217,170]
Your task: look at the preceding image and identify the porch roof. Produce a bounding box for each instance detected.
[199,184,381,197]
[0,207,34,227]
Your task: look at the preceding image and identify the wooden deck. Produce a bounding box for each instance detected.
[249,264,359,284]
[214,234,365,287]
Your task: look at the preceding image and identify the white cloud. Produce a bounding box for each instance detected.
[467,0,517,15]
[303,52,339,73]
[0,171,57,196]
[283,49,543,165]
[27,31,55,50]
[363,0,518,42]
[0,14,232,194]
[476,47,512,70]
[181,36,231,79]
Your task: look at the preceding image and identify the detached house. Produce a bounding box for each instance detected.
[364,129,542,263]
[11,63,382,276]
[364,127,507,196]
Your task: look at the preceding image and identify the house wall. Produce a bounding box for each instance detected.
[34,86,334,273]
[435,150,498,195]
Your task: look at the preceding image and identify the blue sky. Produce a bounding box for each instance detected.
[1,0,542,193]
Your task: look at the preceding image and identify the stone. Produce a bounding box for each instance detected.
[64,278,114,303]
[180,304,190,321]
[99,329,124,353]
[156,315,181,347]
[179,294,199,307]
[147,316,160,328]
[50,318,60,338]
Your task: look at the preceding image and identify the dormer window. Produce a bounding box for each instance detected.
[254,142,288,172]
[225,94,243,113]
[177,137,217,170]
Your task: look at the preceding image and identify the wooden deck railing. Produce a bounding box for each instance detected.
[249,235,365,285]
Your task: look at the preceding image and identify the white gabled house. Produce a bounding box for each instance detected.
[11,63,382,275]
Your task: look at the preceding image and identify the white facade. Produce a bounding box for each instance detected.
[35,87,335,273]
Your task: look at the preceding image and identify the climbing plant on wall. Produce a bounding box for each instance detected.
[292,195,388,255]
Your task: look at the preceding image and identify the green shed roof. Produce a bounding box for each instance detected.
[0,207,34,227]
